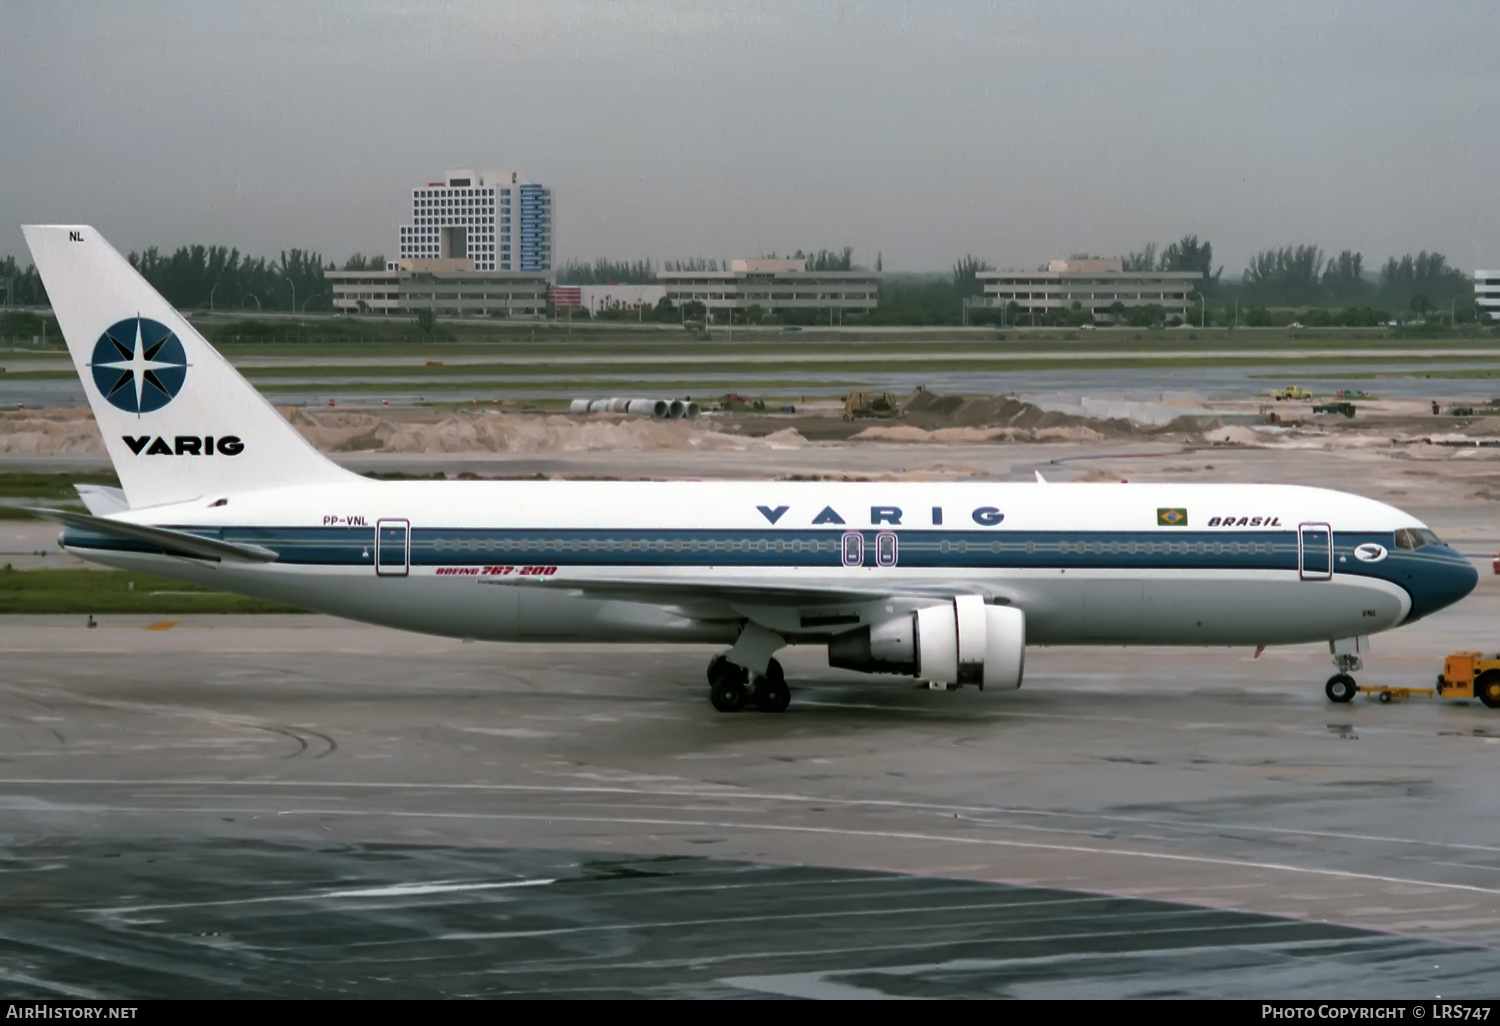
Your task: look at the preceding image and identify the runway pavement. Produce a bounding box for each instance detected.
[2,601,1499,997]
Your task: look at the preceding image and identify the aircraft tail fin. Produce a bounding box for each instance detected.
[22,225,354,509]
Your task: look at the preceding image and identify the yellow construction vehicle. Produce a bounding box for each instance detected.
[842,391,900,420]
[1271,385,1315,401]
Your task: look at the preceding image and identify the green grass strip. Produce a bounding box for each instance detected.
[0,567,305,614]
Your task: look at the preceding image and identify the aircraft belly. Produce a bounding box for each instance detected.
[63,549,1409,650]
[1022,571,1408,645]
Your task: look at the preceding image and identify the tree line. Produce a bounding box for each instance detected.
[0,234,1489,328]
[0,246,392,312]
[1235,245,1470,309]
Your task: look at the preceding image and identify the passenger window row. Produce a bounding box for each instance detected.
[422,535,1289,557]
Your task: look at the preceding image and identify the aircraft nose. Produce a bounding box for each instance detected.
[1403,546,1478,623]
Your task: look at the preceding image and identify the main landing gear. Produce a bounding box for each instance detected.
[707,654,791,713]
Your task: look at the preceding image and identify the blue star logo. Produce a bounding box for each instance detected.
[89,317,189,414]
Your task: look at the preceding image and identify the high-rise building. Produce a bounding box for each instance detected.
[396,168,553,272]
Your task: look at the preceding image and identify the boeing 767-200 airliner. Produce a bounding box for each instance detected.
[20,225,1484,713]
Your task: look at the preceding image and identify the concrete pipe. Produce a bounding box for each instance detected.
[568,399,593,414]
[667,399,686,419]
[606,397,632,413]
[682,401,701,419]
[588,399,611,413]
[625,399,665,418]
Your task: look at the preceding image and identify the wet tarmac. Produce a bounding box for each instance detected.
[4,841,1494,998]
[2,603,1499,997]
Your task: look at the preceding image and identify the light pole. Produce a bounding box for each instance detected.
[301,293,321,312]
[210,280,220,312]
[286,278,296,313]
[245,293,261,312]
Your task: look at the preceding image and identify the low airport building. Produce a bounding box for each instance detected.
[327,263,550,318]
[1476,271,1500,322]
[976,258,1201,323]
[660,259,880,317]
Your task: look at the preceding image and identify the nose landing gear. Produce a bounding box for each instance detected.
[1325,673,1358,703]
[1325,639,1366,703]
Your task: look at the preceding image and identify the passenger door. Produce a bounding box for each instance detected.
[1298,522,1332,581]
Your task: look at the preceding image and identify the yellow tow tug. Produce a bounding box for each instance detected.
[1358,652,1500,707]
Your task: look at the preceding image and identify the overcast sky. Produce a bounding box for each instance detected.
[3,1,1498,273]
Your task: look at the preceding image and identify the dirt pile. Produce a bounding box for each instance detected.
[885,389,1154,442]
[0,405,806,457]
[0,408,106,455]
[284,408,803,454]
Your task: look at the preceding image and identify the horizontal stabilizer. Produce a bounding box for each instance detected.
[74,484,129,516]
[29,508,279,563]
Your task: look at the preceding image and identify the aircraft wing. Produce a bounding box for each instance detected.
[29,508,280,564]
[480,573,981,608]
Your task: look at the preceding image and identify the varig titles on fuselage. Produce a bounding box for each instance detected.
[753,505,1290,530]
[756,504,1005,528]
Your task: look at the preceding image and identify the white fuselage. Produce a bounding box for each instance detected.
[63,479,1473,652]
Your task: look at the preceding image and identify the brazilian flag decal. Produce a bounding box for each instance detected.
[1157,508,1188,527]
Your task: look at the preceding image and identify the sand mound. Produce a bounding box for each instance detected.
[0,406,801,458]
[285,408,794,454]
[890,389,1160,442]
[0,408,106,455]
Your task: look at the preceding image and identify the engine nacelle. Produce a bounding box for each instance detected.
[827,597,1025,690]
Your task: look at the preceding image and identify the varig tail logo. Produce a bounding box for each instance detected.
[89,317,188,414]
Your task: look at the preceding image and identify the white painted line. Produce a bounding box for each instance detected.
[91,877,554,914]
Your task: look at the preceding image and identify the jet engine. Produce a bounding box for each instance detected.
[826,596,1025,689]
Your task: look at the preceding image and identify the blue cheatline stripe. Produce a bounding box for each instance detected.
[55,525,1459,584]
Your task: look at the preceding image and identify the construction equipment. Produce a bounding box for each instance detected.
[1333,389,1373,400]
[842,390,900,420]
[1312,401,1356,418]
[720,393,765,412]
[1271,385,1315,401]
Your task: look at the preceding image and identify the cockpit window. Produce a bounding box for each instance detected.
[1394,528,1443,550]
